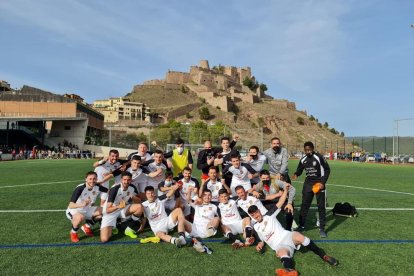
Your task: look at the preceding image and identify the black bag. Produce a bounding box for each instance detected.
[332,202,358,217]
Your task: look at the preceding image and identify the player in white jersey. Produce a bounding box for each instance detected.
[248,184,338,276]
[144,150,169,192]
[186,188,219,238]
[99,155,149,201]
[199,166,230,205]
[235,185,269,220]
[93,149,127,205]
[217,189,254,248]
[66,171,108,243]
[176,167,199,218]
[127,142,153,162]
[142,185,188,248]
[158,171,179,213]
[100,171,144,243]
[223,154,258,196]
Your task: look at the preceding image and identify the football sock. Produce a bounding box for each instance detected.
[245,226,253,237]
[71,227,79,233]
[178,232,185,238]
[302,237,326,258]
[225,232,237,243]
[280,256,294,269]
[285,213,294,230]
[170,237,177,245]
[84,223,91,228]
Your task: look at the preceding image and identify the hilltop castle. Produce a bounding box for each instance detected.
[138,60,272,112]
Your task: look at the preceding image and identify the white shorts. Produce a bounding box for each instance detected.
[100,207,128,228]
[268,231,300,256]
[224,220,244,235]
[150,214,177,234]
[66,207,97,221]
[190,223,217,239]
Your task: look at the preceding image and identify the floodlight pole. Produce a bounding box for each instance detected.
[393,118,414,164]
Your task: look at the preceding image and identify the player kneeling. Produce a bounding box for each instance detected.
[66,171,108,243]
[217,189,254,248]
[142,185,188,247]
[100,172,144,243]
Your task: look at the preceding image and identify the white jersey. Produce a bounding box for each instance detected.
[228,165,252,195]
[67,183,108,212]
[237,195,268,216]
[102,160,122,184]
[192,203,218,229]
[94,165,111,189]
[244,154,266,184]
[145,162,167,189]
[179,177,200,202]
[104,184,138,213]
[204,179,224,203]
[127,167,148,193]
[218,199,242,225]
[254,211,292,251]
[142,195,169,227]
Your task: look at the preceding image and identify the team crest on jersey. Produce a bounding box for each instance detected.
[313,161,317,166]
[249,200,253,204]
[92,191,96,195]
[84,193,87,196]
[209,207,212,210]
[216,186,219,190]
[127,192,130,196]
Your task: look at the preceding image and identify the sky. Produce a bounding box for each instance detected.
[1,0,414,137]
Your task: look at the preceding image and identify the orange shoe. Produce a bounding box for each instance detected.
[81,225,94,237]
[275,268,298,276]
[70,232,79,243]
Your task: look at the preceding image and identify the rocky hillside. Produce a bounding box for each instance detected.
[126,85,347,153]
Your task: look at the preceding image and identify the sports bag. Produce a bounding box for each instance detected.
[332,202,358,217]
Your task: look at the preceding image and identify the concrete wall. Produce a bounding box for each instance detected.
[82,144,135,158]
[49,119,88,147]
[166,103,202,119]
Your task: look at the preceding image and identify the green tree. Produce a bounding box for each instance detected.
[259,83,268,93]
[199,107,211,120]
[296,117,305,125]
[309,115,315,121]
[323,122,329,128]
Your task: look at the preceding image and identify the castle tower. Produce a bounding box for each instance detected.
[199,60,210,70]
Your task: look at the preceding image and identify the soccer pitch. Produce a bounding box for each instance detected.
[0,159,413,275]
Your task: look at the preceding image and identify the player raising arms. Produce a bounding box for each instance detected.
[142,185,188,248]
[66,171,108,243]
[100,171,144,243]
[217,189,254,248]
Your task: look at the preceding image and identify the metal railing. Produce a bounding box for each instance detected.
[0,112,87,119]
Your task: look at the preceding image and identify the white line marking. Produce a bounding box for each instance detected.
[0,180,82,189]
[292,181,414,196]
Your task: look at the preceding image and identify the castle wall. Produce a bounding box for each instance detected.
[166,103,202,120]
[143,79,165,85]
[165,71,191,84]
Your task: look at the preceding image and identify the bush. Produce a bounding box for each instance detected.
[199,107,210,120]
[296,117,305,125]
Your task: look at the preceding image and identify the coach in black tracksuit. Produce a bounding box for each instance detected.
[292,141,330,238]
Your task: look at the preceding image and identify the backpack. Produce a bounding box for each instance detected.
[332,202,358,217]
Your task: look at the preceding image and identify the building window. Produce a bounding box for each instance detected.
[64,126,71,130]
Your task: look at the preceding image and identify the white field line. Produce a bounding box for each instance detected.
[0,180,82,189]
[292,181,414,196]
[1,208,414,213]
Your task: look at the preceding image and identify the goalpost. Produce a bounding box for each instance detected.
[392,118,414,164]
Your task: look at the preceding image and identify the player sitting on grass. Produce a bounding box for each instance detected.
[66,171,108,243]
[186,188,220,239]
[217,189,254,248]
[248,184,338,276]
[142,185,188,248]
[100,171,144,243]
